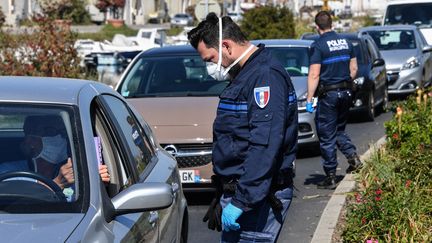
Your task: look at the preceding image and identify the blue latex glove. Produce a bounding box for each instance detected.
[222,203,243,231]
[306,101,314,113]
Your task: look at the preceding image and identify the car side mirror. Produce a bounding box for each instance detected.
[372,58,385,67]
[112,182,173,216]
[422,45,432,53]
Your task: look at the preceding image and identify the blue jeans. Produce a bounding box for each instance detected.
[220,187,293,243]
[315,90,357,174]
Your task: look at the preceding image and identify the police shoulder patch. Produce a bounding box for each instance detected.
[254,86,270,108]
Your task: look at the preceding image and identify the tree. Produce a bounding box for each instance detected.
[37,0,90,24]
[240,6,295,40]
[0,16,84,78]
[96,0,126,19]
[0,7,5,28]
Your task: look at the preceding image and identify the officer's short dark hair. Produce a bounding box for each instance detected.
[315,11,332,30]
[187,12,248,49]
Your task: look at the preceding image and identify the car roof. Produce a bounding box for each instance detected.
[140,45,196,57]
[360,25,419,31]
[301,32,363,41]
[252,39,313,47]
[0,76,109,105]
[387,0,431,5]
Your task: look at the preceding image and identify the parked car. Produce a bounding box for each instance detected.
[302,32,388,121]
[360,25,432,96]
[382,0,432,45]
[227,12,243,23]
[170,13,194,27]
[0,77,188,242]
[251,39,319,146]
[116,44,312,190]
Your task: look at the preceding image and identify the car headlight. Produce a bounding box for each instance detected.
[298,92,307,109]
[401,57,420,70]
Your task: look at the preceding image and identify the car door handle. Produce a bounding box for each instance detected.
[148,211,159,225]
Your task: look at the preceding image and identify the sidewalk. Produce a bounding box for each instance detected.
[310,136,386,243]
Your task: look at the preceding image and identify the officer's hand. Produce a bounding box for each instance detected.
[222,203,243,231]
[306,101,315,113]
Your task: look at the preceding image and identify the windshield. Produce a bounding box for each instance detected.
[0,105,84,213]
[119,55,230,97]
[366,30,416,50]
[267,47,310,77]
[384,3,432,26]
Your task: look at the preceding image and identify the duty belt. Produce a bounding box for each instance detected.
[321,80,352,92]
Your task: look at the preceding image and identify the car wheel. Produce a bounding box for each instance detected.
[379,86,389,114]
[364,89,375,121]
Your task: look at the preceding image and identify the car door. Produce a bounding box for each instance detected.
[364,36,386,100]
[366,36,387,95]
[92,94,160,242]
[417,30,432,85]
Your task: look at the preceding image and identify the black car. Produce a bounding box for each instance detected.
[302,32,388,121]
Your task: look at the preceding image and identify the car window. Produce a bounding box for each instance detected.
[92,105,131,197]
[119,55,229,97]
[367,30,416,50]
[351,40,365,64]
[384,3,432,26]
[267,47,310,76]
[0,104,85,213]
[100,95,154,176]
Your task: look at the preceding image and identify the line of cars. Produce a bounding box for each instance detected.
[114,22,432,193]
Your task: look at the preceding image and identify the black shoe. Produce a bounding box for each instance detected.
[346,154,362,173]
[317,173,337,190]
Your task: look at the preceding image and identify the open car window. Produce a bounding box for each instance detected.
[0,104,85,213]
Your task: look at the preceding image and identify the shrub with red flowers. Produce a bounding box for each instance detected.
[0,16,84,78]
[342,89,432,242]
[96,0,125,19]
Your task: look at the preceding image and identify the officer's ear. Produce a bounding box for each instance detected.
[221,40,231,55]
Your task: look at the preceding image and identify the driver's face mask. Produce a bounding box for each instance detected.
[395,15,402,21]
[34,135,68,165]
[206,17,255,81]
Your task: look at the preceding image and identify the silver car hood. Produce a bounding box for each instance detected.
[380,49,418,70]
[291,76,308,97]
[0,214,84,242]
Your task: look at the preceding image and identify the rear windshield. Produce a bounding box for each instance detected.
[384,3,432,27]
[366,30,416,50]
[119,55,229,98]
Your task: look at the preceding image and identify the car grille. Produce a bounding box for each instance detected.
[161,143,212,168]
[387,71,399,86]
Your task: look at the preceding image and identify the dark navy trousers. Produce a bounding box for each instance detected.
[220,187,293,243]
[315,89,357,174]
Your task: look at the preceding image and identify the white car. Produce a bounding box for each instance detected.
[170,13,194,27]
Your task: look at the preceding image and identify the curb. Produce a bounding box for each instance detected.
[310,136,387,243]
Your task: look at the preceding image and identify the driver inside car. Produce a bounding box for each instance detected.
[0,115,110,191]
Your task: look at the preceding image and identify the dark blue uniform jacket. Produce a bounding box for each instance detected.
[212,44,298,212]
[309,31,355,85]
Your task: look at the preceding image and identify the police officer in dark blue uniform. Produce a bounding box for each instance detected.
[188,13,298,242]
[306,11,362,189]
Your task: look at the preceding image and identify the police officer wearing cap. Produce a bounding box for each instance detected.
[188,13,298,242]
[306,11,362,190]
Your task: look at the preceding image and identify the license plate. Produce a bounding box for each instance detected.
[179,170,195,183]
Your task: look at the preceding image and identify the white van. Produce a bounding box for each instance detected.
[383,0,432,45]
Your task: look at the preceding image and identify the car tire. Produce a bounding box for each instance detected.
[364,89,375,121]
[378,86,389,114]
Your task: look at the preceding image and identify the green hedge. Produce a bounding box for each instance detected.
[343,90,432,242]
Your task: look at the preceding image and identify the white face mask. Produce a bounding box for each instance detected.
[34,135,68,165]
[207,62,230,81]
[210,17,255,80]
[395,15,402,21]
